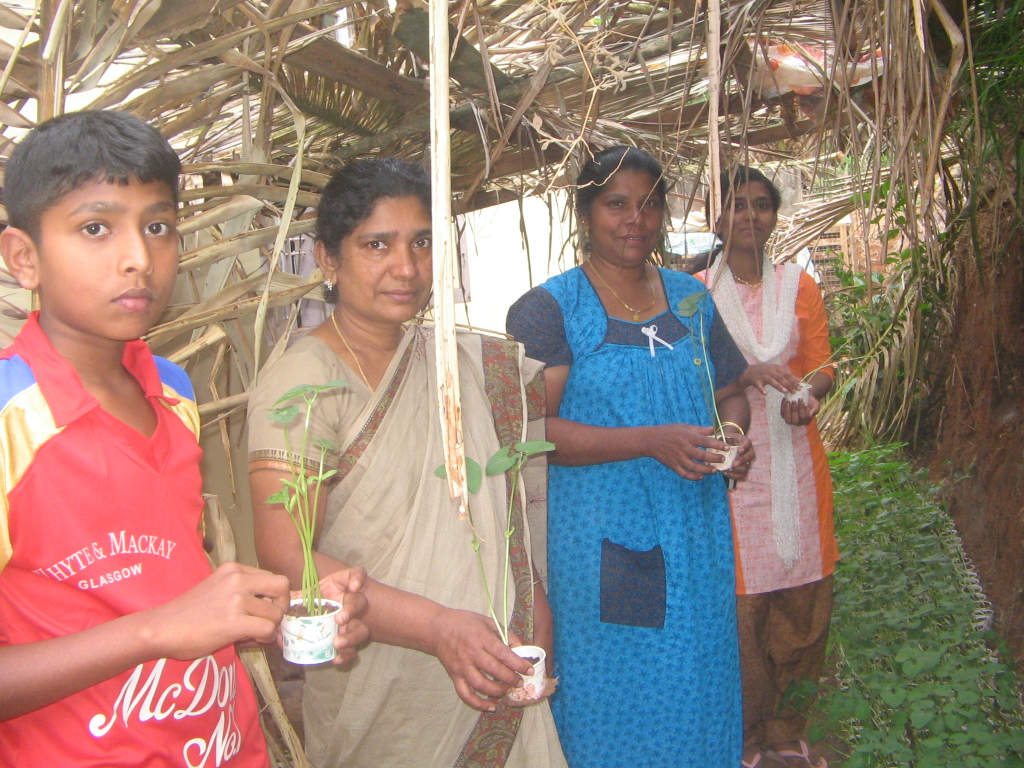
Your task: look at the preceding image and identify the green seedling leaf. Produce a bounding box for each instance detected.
[514,440,556,456]
[957,688,982,705]
[807,723,826,743]
[879,687,907,707]
[274,383,321,405]
[266,491,289,504]
[315,438,338,452]
[894,646,917,663]
[910,707,935,729]
[901,658,924,677]
[852,696,872,720]
[433,457,483,495]
[676,290,705,317]
[918,650,943,670]
[307,379,347,393]
[268,404,300,424]
[486,445,517,475]
[466,457,482,494]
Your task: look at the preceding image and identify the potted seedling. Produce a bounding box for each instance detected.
[783,347,864,406]
[436,439,556,704]
[784,381,813,405]
[267,380,347,665]
[677,290,740,472]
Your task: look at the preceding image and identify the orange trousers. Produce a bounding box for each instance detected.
[736,575,833,749]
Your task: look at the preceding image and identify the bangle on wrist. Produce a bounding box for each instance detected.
[719,421,745,435]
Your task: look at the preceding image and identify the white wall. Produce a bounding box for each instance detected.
[457,192,575,334]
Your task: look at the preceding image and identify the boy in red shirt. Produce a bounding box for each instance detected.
[0,110,366,767]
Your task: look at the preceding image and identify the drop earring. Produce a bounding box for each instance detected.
[324,279,334,290]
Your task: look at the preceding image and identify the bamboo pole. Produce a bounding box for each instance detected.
[706,0,723,229]
[39,0,67,121]
[430,0,469,518]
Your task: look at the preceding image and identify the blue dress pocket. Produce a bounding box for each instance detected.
[599,539,666,628]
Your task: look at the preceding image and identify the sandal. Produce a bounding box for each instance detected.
[766,740,828,768]
[741,751,763,768]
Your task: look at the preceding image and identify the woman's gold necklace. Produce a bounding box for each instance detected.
[732,273,763,288]
[589,261,657,321]
[731,251,765,287]
[330,312,373,390]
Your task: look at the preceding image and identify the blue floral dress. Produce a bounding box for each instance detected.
[507,266,744,768]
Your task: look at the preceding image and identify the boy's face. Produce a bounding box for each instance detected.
[1,178,178,347]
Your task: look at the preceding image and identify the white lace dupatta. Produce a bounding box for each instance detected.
[710,255,803,569]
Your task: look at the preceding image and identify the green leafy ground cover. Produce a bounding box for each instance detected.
[813,446,1024,766]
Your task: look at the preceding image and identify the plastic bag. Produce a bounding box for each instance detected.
[750,41,883,99]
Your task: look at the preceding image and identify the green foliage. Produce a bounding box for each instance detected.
[817,445,1024,766]
[434,440,555,645]
[434,456,483,494]
[952,0,1024,173]
[266,381,346,617]
[820,221,941,448]
[676,289,706,318]
[274,381,348,405]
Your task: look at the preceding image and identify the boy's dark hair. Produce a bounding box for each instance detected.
[709,165,782,215]
[4,110,181,240]
[574,145,668,219]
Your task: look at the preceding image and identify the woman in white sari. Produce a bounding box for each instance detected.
[247,158,565,768]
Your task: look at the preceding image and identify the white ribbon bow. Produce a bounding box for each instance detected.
[641,324,674,358]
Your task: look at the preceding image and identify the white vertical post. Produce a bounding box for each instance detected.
[429,0,469,517]
[707,0,723,228]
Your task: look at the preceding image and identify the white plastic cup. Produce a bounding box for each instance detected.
[784,382,812,406]
[507,645,547,703]
[708,434,740,472]
[281,598,341,665]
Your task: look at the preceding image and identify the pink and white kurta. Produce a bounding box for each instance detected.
[700,267,838,595]
[730,269,837,594]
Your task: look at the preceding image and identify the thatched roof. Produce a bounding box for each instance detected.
[0,0,967,441]
[0,1,952,205]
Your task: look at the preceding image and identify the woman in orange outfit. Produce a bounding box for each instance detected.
[702,166,837,768]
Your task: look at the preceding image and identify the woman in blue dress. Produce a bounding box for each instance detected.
[507,146,752,768]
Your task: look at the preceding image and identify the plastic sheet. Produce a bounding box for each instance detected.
[750,41,884,99]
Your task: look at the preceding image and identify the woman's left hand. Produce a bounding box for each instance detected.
[318,567,371,666]
[720,428,754,481]
[780,393,820,427]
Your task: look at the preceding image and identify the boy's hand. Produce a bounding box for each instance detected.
[319,567,370,666]
[144,562,289,660]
